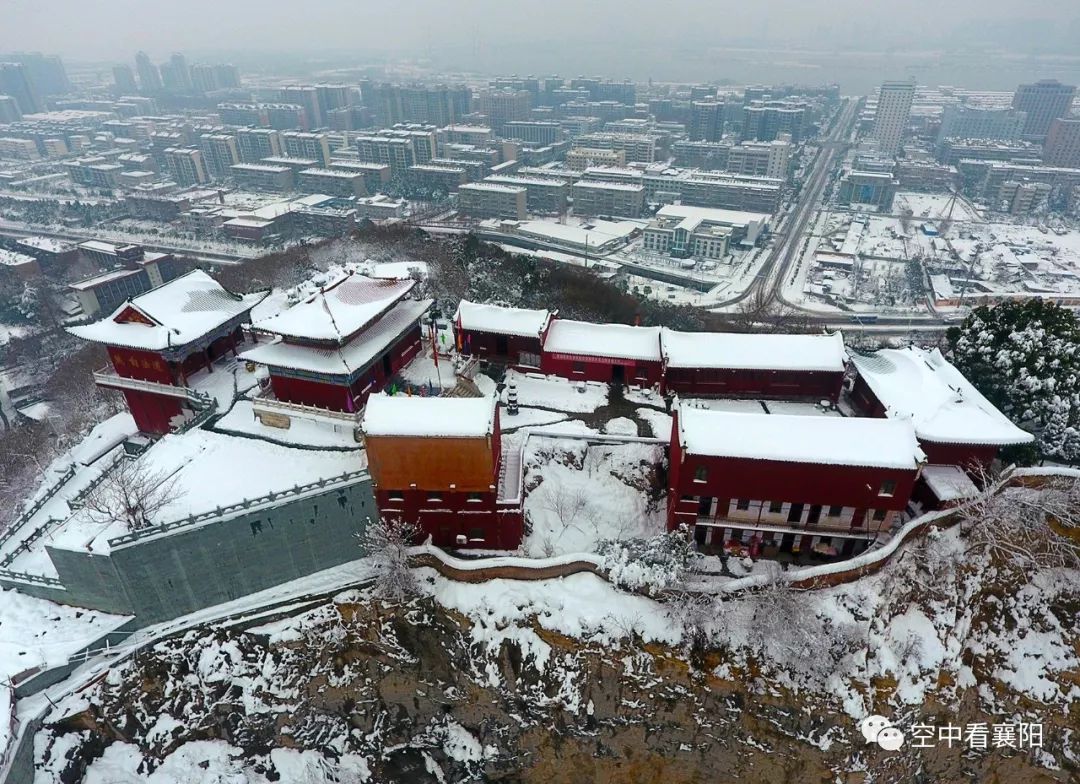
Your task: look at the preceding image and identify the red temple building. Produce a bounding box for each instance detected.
[667,403,925,558]
[68,270,267,434]
[453,300,553,368]
[849,347,1033,470]
[360,394,523,549]
[240,273,432,415]
[660,329,847,401]
[540,319,663,385]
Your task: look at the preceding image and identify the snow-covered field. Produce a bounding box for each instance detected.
[502,370,608,413]
[0,590,127,756]
[521,436,665,558]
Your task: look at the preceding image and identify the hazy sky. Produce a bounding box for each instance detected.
[1,0,1074,60]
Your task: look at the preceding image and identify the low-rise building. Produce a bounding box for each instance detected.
[297,167,366,198]
[849,346,1034,467]
[566,146,625,170]
[660,329,846,400]
[571,180,644,217]
[361,394,523,549]
[483,174,569,213]
[642,204,771,260]
[407,163,467,192]
[454,300,552,367]
[229,163,295,191]
[838,170,899,210]
[667,405,925,558]
[457,182,528,220]
[540,319,662,385]
[355,194,407,220]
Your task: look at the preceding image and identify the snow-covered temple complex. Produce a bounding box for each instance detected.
[241,273,433,421]
[69,270,268,434]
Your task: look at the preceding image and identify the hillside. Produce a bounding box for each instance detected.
[32,507,1079,783]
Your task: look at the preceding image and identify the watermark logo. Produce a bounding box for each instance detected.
[859,716,1043,752]
[860,714,905,750]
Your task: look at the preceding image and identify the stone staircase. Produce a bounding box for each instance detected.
[442,377,484,398]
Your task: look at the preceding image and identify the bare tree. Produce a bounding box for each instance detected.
[959,468,1080,572]
[361,516,421,601]
[82,458,182,531]
[665,590,717,667]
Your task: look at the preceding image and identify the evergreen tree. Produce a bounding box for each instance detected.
[946,300,1080,464]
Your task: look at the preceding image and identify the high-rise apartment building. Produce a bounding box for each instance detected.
[0,95,21,123]
[280,86,323,129]
[742,102,808,143]
[135,51,162,92]
[356,135,415,176]
[871,81,915,156]
[199,133,241,178]
[163,147,208,185]
[936,105,1027,144]
[375,84,471,126]
[162,53,192,91]
[0,63,42,114]
[265,104,308,130]
[473,89,531,134]
[1043,118,1080,168]
[1012,79,1076,140]
[689,101,724,142]
[727,140,792,181]
[0,52,69,95]
[282,131,332,166]
[236,128,284,163]
[112,65,138,94]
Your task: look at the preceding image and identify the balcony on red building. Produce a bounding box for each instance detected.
[360,393,522,549]
[660,328,847,401]
[67,270,268,434]
[453,300,553,369]
[240,273,432,420]
[668,403,925,559]
[848,347,1034,496]
[540,319,663,386]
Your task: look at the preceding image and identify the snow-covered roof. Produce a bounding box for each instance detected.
[0,249,36,266]
[543,319,662,362]
[68,270,267,351]
[661,329,846,372]
[454,301,552,338]
[921,464,979,502]
[362,393,496,438]
[241,298,432,377]
[677,407,924,470]
[850,347,1033,446]
[253,273,415,345]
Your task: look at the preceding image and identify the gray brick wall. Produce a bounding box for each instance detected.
[41,477,375,625]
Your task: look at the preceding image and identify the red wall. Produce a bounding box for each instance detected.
[267,325,422,412]
[540,353,663,387]
[667,423,918,531]
[108,347,173,384]
[920,442,1000,470]
[121,389,183,435]
[374,488,523,549]
[850,375,887,417]
[664,368,844,401]
[270,374,353,411]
